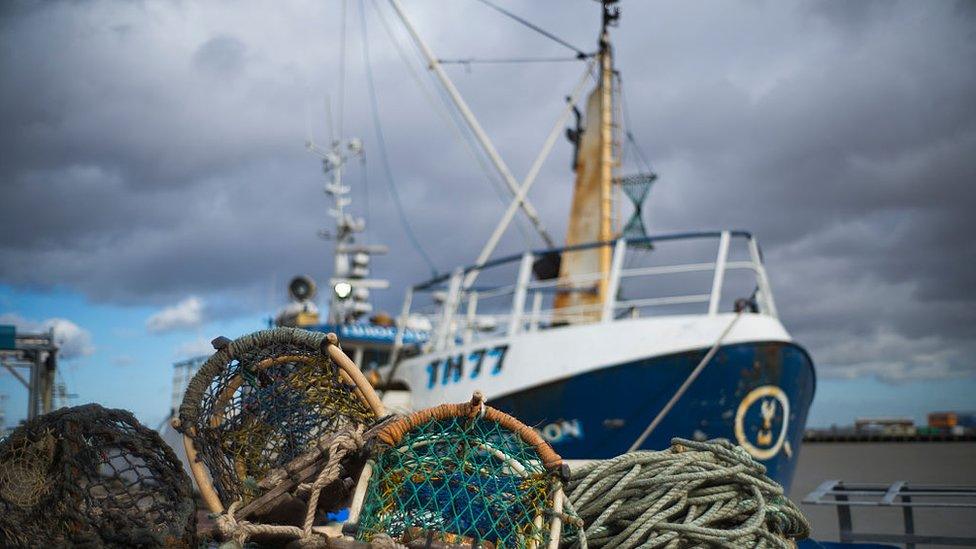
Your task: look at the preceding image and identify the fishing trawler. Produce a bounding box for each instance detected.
[369,0,815,490]
[176,0,816,491]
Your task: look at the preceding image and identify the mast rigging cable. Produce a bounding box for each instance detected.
[338,0,348,140]
[619,76,654,174]
[360,0,439,275]
[369,0,537,245]
[438,56,588,65]
[473,0,590,58]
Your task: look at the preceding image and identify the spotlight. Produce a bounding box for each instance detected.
[333,282,353,299]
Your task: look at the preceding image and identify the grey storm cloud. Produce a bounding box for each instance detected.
[1,0,974,381]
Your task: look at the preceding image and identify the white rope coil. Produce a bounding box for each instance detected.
[562,438,810,549]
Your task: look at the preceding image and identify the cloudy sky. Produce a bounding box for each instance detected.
[2,0,975,429]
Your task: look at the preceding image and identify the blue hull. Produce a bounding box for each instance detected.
[490,341,816,491]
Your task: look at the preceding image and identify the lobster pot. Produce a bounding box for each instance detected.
[0,404,196,547]
[176,328,382,519]
[355,396,565,549]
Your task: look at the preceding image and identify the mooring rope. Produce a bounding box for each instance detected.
[628,312,743,452]
[562,438,810,549]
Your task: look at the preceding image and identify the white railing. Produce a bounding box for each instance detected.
[398,231,779,353]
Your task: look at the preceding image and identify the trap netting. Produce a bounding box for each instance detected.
[0,404,196,548]
[177,328,382,516]
[617,173,656,246]
[352,392,568,549]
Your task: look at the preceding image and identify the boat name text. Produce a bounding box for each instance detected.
[425,344,509,388]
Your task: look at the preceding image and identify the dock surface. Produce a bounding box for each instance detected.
[790,441,976,544]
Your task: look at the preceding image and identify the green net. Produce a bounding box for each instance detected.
[617,173,656,246]
[357,405,562,549]
[178,328,376,510]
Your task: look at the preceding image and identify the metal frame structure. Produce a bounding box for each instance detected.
[397,230,779,353]
[803,480,976,547]
[170,355,207,419]
[0,328,59,421]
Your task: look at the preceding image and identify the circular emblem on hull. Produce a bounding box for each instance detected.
[734,385,789,460]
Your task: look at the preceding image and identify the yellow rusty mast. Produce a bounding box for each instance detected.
[554,1,621,323]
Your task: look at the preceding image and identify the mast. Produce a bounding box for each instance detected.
[304,135,391,325]
[554,0,620,322]
[309,0,390,326]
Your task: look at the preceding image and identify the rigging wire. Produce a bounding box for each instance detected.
[324,95,335,144]
[617,75,655,265]
[369,0,475,141]
[337,0,348,140]
[388,5,536,244]
[369,0,535,244]
[359,154,371,245]
[438,56,585,65]
[472,0,590,58]
[619,75,654,174]
[359,0,439,275]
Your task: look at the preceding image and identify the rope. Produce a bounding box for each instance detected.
[628,312,743,452]
[438,56,586,65]
[215,501,303,544]
[337,0,347,140]
[369,0,537,245]
[562,438,810,548]
[302,426,366,537]
[359,0,439,276]
[560,498,589,549]
[471,0,589,58]
[619,75,654,175]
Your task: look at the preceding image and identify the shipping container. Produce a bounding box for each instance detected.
[928,412,958,429]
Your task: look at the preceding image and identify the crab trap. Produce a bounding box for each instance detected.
[346,392,568,549]
[0,403,196,548]
[175,328,385,540]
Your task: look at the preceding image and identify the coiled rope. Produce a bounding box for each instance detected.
[562,438,810,549]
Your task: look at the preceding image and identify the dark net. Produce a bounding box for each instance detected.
[358,414,558,549]
[0,404,196,548]
[178,328,375,509]
[618,173,657,246]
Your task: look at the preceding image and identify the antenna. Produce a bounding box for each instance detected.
[600,0,621,31]
[305,108,389,324]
